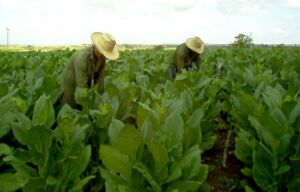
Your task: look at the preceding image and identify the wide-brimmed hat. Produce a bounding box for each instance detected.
[185,36,205,54]
[91,32,119,60]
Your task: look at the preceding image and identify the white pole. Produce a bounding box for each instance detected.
[6,28,10,46]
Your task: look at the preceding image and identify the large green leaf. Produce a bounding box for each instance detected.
[162,111,184,150]
[0,88,19,104]
[187,108,204,129]
[0,83,9,98]
[133,162,161,192]
[100,145,132,178]
[100,167,127,192]
[68,145,91,181]
[195,76,212,90]
[57,104,77,142]
[254,81,265,99]
[115,85,138,120]
[249,114,286,153]
[137,102,159,130]
[184,108,204,148]
[0,173,24,191]
[112,72,130,90]
[167,180,202,192]
[74,87,94,113]
[179,145,203,179]
[136,74,150,88]
[165,163,182,184]
[0,104,15,138]
[288,99,300,126]
[195,164,209,183]
[3,155,37,177]
[32,94,55,129]
[148,139,169,178]
[68,176,95,192]
[12,113,32,145]
[7,96,28,113]
[262,85,285,109]
[275,133,292,159]
[270,108,286,126]
[22,177,46,192]
[90,103,113,129]
[252,142,277,191]
[138,117,156,146]
[232,92,258,115]
[180,90,194,113]
[244,68,255,87]
[13,112,53,173]
[0,143,12,157]
[234,129,254,165]
[108,118,125,145]
[114,124,140,160]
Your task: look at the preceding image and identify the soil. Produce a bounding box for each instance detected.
[202,128,245,192]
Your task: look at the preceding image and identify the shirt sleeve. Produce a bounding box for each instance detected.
[74,59,89,88]
[95,63,105,94]
[175,46,186,73]
[195,55,202,69]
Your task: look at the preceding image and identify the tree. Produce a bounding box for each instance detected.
[233,34,253,48]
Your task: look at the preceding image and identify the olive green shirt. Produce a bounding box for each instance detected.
[62,46,106,108]
[169,43,201,74]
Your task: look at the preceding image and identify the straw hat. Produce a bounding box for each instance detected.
[91,32,119,60]
[185,36,205,54]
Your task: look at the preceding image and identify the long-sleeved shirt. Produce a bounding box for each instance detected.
[62,46,106,108]
[169,43,201,78]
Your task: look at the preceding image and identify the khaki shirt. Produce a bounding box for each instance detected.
[169,43,201,74]
[62,46,106,108]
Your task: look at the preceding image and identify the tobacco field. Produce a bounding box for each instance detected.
[0,46,300,192]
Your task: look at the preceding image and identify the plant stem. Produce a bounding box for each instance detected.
[222,129,232,168]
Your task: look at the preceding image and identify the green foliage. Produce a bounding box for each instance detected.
[1,46,300,191]
[230,61,300,191]
[233,33,253,48]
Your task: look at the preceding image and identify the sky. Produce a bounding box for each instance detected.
[0,0,300,45]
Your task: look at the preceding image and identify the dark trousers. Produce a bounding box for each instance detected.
[169,68,177,79]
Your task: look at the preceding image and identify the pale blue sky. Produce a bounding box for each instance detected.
[0,0,299,45]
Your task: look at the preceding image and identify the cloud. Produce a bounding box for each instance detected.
[79,0,133,12]
[160,0,198,12]
[271,27,283,33]
[80,0,208,16]
[286,0,300,7]
[216,0,274,15]
[1,0,300,44]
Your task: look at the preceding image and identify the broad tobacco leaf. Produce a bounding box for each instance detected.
[32,94,55,129]
[100,145,132,178]
[162,111,184,151]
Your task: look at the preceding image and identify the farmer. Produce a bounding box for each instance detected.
[169,36,205,79]
[61,32,119,109]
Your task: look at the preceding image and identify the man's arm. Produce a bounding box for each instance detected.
[176,52,186,73]
[175,44,189,73]
[195,55,202,70]
[74,61,89,88]
[95,63,105,94]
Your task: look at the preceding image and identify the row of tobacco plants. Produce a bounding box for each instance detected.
[0,45,300,192]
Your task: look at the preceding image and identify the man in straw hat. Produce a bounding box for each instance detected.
[61,32,119,109]
[169,36,205,79]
